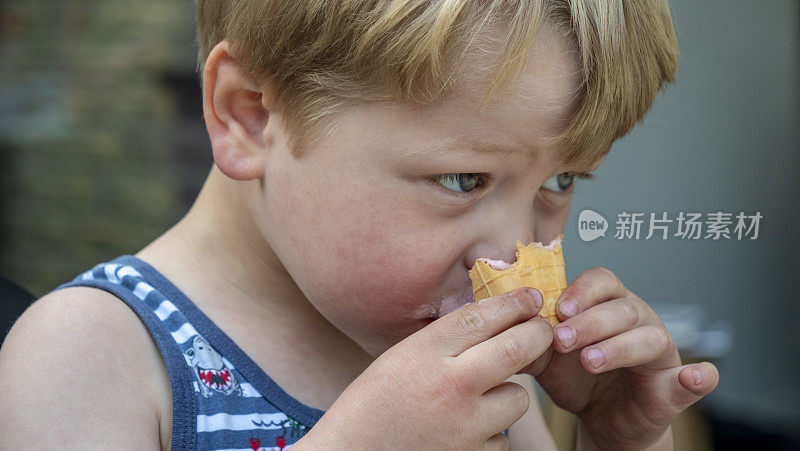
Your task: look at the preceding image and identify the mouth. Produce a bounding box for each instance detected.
[415,273,475,322]
[432,291,474,319]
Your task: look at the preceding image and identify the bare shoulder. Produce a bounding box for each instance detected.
[0,286,171,449]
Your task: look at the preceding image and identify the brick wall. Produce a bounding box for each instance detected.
[0,0,212,296]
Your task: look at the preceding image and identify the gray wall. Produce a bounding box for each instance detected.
[565,0,800,437]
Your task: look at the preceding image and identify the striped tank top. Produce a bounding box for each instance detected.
[54,255,325,450]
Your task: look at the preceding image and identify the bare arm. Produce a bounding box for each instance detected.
[0,288,170,450]
[507,373,557,451]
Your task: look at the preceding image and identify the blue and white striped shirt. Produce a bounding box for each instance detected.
[55,255,324,450]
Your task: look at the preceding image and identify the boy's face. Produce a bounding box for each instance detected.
[256,25,593,357]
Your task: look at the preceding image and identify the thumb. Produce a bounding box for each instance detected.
[671,361,719,411]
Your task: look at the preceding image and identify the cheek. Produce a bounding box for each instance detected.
[266,170,451,346]
[534,193,572,238]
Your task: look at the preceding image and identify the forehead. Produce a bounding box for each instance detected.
[427,21,584,168]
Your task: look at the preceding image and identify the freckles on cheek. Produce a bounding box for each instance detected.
[324,204,446,317]
[273,175,448,330]
[328,219,421,302]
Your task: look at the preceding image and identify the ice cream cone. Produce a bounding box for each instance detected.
[469,234,567,326]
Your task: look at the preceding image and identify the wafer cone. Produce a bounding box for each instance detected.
[469,234,567,326]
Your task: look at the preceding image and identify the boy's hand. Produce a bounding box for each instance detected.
[527,267,719,450]
[295,287,553,450]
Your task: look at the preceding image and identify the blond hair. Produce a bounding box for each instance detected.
[196,0,678,171]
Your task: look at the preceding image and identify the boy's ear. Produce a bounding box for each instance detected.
[202,41,277,181]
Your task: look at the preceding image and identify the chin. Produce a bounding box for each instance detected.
[360,320,435,357]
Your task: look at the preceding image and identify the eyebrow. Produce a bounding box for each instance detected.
[410,137,598,180]
[464,142,523,155]
[458,141,598,180]
[566,171,596,180]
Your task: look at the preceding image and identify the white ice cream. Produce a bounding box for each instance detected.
[477,258,513,270]
[477,236,562,270]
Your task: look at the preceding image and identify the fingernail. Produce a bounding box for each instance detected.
[526,288,543,308]
[555,325,576,348]
[559,299,578,317]
[586,348,605,368]
[693,370,703,386]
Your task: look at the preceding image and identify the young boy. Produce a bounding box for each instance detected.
[0,0,719,449]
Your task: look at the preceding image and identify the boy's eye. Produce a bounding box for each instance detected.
[431,173,486,196]
[541,173,575,193]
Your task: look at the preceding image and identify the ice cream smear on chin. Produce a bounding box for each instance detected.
[438,293,475,317]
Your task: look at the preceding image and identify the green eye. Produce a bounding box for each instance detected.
[542,173,575,192]
[432,173,484,195]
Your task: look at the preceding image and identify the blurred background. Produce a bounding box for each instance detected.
[0,0,798,449]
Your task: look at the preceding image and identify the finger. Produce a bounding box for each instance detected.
[556,267,628,321]
[456,316,553,393]
[517,346,554,377]
[479,381,530,436]
[482,432,509,451]
[552,296,648,353]
[421,287,543,357]
[676,362,720,404]
[578,325,680,374]
[647,362,720,425]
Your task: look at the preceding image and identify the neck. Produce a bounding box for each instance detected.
[136,165,373,410]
